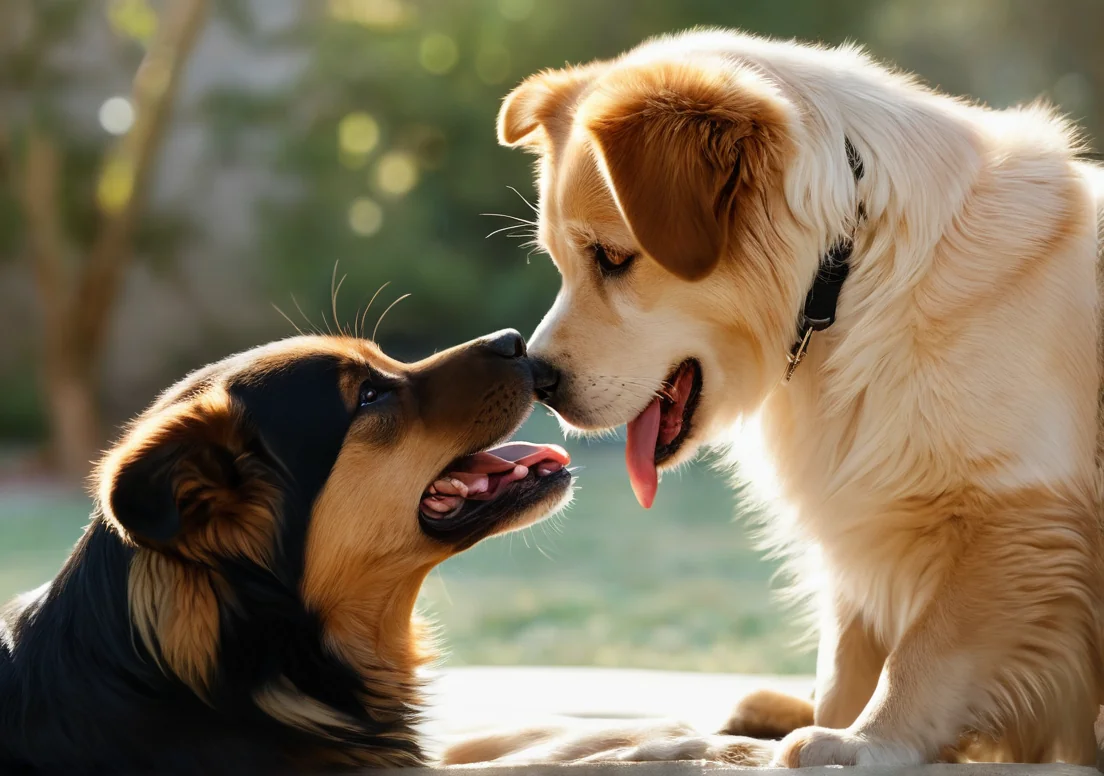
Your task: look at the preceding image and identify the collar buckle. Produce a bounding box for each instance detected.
[784,328,814,383]
[782,137,865,384]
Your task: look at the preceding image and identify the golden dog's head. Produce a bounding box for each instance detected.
[498,39,823,506]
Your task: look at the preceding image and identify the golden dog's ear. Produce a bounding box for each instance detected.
[498,63,608,149]
[584,62,792,281]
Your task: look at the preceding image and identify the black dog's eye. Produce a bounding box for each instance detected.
[592,244,635,278]
[358,383,386,407]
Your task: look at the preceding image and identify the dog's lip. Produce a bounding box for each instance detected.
[654,360,702,465]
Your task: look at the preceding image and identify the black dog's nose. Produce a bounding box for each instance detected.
[482,329,526,359]
[529,358,560,404]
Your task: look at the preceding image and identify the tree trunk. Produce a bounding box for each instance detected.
[21,127,101,481]
[19,0,209,482]
[42,360,101,482]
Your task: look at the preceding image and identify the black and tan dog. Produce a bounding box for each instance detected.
[0,330,574,774]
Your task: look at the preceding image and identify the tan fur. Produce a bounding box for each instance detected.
[128,550,221,698]
[253,676,362,739]
[498,62,610,150]
[498,29,1104,766]
[302,433,446,680]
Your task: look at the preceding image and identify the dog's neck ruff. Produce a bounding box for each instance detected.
[783,137,866,383]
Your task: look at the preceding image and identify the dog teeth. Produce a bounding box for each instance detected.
[432,477,469,497]
[536,462,563,477]
[421,495,462,515]
[448,472,489,496]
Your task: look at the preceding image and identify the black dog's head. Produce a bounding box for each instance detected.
[89,331,572,766]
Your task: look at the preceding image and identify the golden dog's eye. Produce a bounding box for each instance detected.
[592,244,635,278]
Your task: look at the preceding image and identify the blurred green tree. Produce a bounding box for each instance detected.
[4,0,207,479]
[229,0,886,358]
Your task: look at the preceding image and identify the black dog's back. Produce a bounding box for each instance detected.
[5,524,198,772]
[0,522,300,775]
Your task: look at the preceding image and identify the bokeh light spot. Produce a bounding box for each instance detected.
[375,151,419,196]
[107,0,158,43]
[348,197,384,236]
[328,0,411,28]
[420,33,459,75]
[98,97,135,135]
[338,112,381,163]
[96,157,136,214]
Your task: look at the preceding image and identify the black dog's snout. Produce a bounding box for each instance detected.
[529,358,560,404]
[482,329,527,359]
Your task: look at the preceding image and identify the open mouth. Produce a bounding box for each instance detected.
[418,442,572,544]
[624,359,703,509]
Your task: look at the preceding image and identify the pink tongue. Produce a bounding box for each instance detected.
[625,398,661,509]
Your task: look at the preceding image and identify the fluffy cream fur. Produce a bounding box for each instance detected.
[492,29,1104,766]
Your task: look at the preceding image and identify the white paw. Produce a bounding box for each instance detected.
[772,726,924,768]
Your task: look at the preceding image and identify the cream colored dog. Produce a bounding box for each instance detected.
[493,29,1104,766]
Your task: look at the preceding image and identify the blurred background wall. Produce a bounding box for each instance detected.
[0,0,1100,672]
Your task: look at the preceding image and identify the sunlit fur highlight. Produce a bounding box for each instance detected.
[499,28,1104,766]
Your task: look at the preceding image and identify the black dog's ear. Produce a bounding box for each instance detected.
[98,393,244,546]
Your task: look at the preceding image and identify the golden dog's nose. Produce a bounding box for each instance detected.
[529,358,560,404]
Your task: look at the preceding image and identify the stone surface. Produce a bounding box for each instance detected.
[421,666,812,749]
[404,667,1099,772]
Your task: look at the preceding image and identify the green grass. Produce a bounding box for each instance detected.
[0,412,813,674]
[0,488,91,604]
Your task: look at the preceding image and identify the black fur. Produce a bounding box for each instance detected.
[0,355,423,774]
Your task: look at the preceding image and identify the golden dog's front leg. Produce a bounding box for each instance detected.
[773,524,1102,768]
[720,604,884,741]
[814,607,886,729]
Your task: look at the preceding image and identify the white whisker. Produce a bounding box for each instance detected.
[480,212,537,226]
[507,185,539,214]
[373,293,412,341]
[359,281,391,340]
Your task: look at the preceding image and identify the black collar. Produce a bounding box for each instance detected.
[783,137,865,383]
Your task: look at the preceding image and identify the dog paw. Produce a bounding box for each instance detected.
[772,726,923,768]
[719,689,814,738]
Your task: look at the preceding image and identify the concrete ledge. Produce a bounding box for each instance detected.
[414,668,1101,771]
[422,666,812,745]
